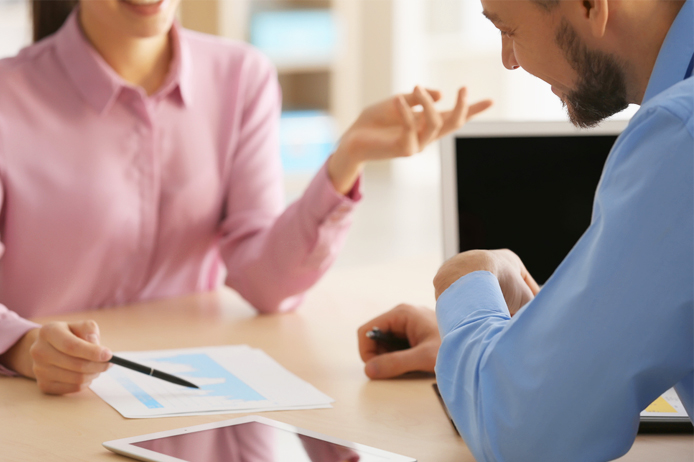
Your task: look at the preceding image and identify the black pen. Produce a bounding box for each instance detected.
[366,327,411,351]
[109,355,199,389]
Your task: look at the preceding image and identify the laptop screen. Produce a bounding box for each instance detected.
[441,121,625,284]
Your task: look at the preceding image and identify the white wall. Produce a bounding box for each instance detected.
[0,0,30,59]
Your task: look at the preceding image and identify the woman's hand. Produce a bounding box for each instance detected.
[328,86,493,194]
[357,304,441,379]
[0,320,112,395]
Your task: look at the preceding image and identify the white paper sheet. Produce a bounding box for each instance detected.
[640,388,690,420]
[90,345,333,419]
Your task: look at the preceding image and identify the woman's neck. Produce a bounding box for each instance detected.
[79,10,173,96]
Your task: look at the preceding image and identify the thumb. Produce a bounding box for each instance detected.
[364,345,435,379]
[69,320,101,345]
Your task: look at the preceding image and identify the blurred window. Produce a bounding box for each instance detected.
[0,0,31,59]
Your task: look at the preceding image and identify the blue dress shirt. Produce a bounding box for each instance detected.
[435,2,694,461]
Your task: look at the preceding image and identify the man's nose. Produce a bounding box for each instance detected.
[501,37,520,70]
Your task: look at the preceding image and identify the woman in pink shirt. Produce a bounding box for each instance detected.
[0,0,490,394]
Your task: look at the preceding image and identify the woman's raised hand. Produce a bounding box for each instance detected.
[328,86,493,194]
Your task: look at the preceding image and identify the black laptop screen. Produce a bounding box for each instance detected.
[455,135,617,284]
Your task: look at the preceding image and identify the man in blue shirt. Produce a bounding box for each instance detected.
[357,1,693,460]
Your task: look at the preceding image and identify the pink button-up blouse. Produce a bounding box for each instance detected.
[0,13,360,365]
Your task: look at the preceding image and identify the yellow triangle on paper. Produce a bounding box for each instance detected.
[645,396,677,414]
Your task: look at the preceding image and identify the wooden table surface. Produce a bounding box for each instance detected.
[1,255,692,461]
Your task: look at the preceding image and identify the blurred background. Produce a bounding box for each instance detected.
[0,0,636,271]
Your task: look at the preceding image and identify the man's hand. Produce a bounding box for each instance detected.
[0,320,112,395]
[357,304,441,379]
[328,86,493,194]
[434,249,540,315]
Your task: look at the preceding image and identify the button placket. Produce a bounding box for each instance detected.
[126,95,161,297]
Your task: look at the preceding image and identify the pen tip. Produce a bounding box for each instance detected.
[366,327,381,338]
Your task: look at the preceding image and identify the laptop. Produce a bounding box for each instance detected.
[439,120,692,432]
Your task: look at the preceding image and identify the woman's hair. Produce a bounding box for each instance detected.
[32,0,78,43]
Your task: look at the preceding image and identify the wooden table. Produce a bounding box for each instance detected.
[1,256,692,461]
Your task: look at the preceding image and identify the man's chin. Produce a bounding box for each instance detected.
[562,98,611,129]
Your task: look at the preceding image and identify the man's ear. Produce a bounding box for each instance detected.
[583,0,609,38]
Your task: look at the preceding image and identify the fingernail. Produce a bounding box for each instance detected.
[87,334,100,345]
[100,348,112,362]
[365,362,379,377]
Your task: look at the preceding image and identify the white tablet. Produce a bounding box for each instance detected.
[104,415,417,462]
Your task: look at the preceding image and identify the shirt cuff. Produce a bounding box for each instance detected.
[0,307,41,376]
[436,271,510,337]
[301,161,362,226]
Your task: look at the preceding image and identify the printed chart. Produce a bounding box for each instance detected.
[90,346,333,419]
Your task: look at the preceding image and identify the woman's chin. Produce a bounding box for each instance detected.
[118,0,170,17]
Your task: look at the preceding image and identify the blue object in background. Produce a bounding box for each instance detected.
[250,9,337,67]
[280,111,337,174]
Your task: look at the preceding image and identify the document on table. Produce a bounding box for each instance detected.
[90,345,333,419]
[640,388,690,421]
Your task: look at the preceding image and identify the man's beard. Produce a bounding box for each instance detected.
[555,20,629,128]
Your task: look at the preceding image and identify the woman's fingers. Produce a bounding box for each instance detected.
[69,319,102,346]
[30,321,112,395]
[401,88,442,106]
[467,98,494,119]
[341,86,491,163]
[32,339,110,374]
[394,95,419,156]
[410,86,493,148]
[440,88,494,135]
[413,86,444,148]
[40,321,111,363]
[440,87,469,135]
[33,363,101,386]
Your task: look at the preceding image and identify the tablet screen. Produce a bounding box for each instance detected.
[132,421,389,462]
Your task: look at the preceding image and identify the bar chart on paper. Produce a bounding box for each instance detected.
[90,346,333,418]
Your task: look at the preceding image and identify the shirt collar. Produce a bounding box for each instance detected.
[165,23,193,108]
[642,0,694,104]
[54,10,193,115]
